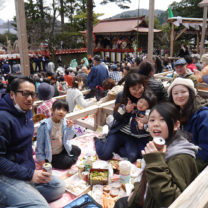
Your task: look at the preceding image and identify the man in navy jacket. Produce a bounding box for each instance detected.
[0,77,65,207]
[86,55,109,98]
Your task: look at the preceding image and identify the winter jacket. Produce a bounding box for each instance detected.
[184,106,208,164]
[148,78,168,102]
[87,64,109,89]
[66,88,96,112]
[0,94,35,180]
[128,133,198,208]
[35,118,75,163]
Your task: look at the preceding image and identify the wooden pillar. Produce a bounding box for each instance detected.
[197,31,200,53]
[200,6,207,56]
[15,0,30,76]
[147,0,155,62]
[170,23,175,57]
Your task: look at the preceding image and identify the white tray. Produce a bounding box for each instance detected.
[65,173,90,196]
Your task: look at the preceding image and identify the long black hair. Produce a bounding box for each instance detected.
[120,72,147,105]
[168,86,197,125]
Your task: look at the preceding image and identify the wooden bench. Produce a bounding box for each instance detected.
[154,72,208,98]
[34,100,115,133]
[32,89,90,114]
[169,166,208,208]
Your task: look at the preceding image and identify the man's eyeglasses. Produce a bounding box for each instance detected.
[16,90,37,99]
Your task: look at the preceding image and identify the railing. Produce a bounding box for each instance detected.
[154,72,208,98]
[32,89,90,114]
[169,166,208,208]
[34,100,115,133]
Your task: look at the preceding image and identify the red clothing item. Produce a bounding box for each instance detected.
[187,63,197,72]
[37,98,56,118]
[64,74,73,87]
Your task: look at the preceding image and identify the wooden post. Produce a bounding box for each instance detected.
[200,6,207,56]
[147,0,155,62]
[14,0,30,76]
[170,23,175,57]
[197,31,200,53]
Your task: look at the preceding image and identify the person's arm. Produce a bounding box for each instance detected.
[113,98,134,122]
[0,120,34,180]
[186,109,208,161]
[35,124,47,163]
[75,93,96,108]
[87,67,96,88]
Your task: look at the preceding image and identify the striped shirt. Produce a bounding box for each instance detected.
[120,123,150,139]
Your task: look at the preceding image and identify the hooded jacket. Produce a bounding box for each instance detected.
[184,106,208,163]
[35,118,75,163]
[0,94,35,181]
[128,133,198,208]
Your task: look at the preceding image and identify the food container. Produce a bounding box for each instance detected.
[110,188,119,197]
[65,173,90,196]
[119,161,131,184]
[136,159,142,168]
[153,137,165,151]
[89,168,108,186]
[82,171,90,182]
[110,159,120,174]
[78,163,85,179]
[103,185,111,193]
[67,168,78,177]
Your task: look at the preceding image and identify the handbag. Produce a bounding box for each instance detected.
[64,193,102,208]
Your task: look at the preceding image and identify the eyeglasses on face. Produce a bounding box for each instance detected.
[16,90,37,98]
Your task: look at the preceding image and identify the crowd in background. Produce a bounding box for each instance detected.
[1,47,208,207]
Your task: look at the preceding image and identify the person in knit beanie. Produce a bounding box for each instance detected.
[168,77,208,173]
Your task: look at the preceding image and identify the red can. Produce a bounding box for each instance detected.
[153,137,165,151]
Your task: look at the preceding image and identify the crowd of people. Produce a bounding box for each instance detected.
[0,50,208,207]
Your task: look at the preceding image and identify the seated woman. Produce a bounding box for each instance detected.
[114,102,198,208]
[66,76,96,112]
[168,77,208,173]
[94,73,155,163]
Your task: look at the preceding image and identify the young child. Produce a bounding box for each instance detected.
[130,90,157,134]
[114,102,198,208]
[35,100,81,170]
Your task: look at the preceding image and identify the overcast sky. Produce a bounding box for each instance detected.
[0,0,182,22]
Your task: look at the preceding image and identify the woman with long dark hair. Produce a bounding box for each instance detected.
[94,73,153,163]
[168,77,208,172]
[114,102,198,208]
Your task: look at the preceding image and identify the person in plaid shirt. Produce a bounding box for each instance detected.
[37,82,56,118]
[109,65,122,83]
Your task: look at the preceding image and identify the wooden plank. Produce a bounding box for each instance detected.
[34,100,115,133]
[200,6,208,56]
[170,23,175,57]
[169,166,208,208]
[33,89,90,108]
[102,106,114,115]
[14,0,30,76]
[175,28,187,41]
[147,0,155,62]
[74,119,95,131]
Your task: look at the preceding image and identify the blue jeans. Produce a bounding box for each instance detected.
[95,131,149,163]
[0,175,65,208]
